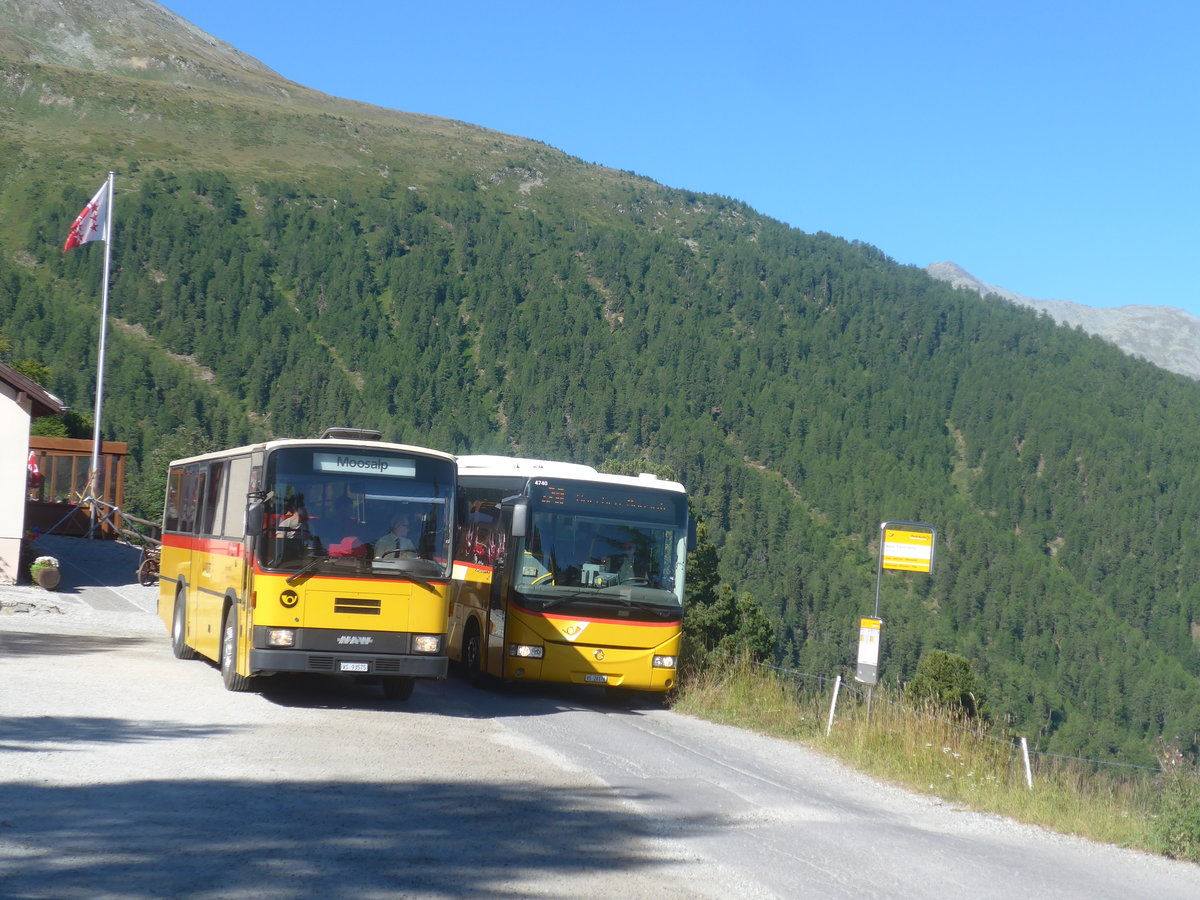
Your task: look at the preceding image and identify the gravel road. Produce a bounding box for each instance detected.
[3,536,1199,899]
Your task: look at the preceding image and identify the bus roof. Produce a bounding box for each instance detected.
[168,437,455,469]
[456,455,685,494]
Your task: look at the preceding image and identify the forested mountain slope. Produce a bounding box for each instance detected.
[2,0,1199,764]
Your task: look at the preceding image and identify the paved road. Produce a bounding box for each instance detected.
[2,537,1199,898]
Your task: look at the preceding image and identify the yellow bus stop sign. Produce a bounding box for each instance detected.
[881,524,935,574]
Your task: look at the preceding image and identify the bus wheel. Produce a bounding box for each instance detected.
[462,619,484,687]
[382,677,415,701]
[220,606,253,693]
[171,592,199,660]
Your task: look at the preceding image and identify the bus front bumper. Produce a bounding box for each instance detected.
[250,648,448,679]
[506,642,677,692]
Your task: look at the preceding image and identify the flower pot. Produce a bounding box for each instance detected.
[34,567,60,590]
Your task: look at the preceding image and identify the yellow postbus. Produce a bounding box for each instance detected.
[157,429,456,700]
[448,455,691,695]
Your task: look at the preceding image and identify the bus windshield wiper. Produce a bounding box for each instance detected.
[589,593,677,617]
[286,555,331,585]
[521,588,676,617]
[521,589,597,610]
[389,571,443,589]
[372,557,448,586]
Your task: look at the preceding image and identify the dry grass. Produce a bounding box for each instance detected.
[674,660,1169,853]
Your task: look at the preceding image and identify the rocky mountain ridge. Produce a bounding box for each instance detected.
[0,0,306,99]
[927,261,1200,381]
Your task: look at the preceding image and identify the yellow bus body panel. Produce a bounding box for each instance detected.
[252,572,450,634]
[504,608,681,692]
[448,562,679,692]
[447,563,490,664]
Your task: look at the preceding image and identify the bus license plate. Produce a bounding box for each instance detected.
[584,674,608,684]
[339,661,369,673]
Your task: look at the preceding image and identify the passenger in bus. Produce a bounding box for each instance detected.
[374,517,416,558]
[275,496,304,538]
[319,494,367,558]
[615,542,637,580]
[463,503,502,565]
[605,540,644,582]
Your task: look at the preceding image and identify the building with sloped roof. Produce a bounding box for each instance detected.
[0,360,67,583]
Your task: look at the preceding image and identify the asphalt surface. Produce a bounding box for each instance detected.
[3,535,1200,899]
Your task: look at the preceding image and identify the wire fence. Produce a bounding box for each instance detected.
[733,656,1163,775]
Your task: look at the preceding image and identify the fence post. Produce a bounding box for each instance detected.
[1020,736,1033,789]
[826,675,842,737]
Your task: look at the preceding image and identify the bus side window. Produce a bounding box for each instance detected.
[222,456,252,539]
[201,460,227,536]
[164,469,183,532]
[177,465,204,536]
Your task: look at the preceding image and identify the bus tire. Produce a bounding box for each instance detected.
[382,677,415,701]
[462,618,484,688]
[171,590,199,660]
[220,605,253,693]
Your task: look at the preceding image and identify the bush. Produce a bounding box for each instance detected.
[681,584,775,675]
[1150,739,1200,863]
[680,517,776,676]
[906,649,987,719]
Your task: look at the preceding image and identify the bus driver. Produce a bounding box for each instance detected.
[375,518,416,558]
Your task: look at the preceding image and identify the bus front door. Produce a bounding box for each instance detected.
[484,555,507,679]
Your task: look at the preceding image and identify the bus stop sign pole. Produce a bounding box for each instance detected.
[859,522,936,711]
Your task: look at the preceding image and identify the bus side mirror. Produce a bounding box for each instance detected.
[687,519,697,553]
[245,500,265,537]
[510,500,529,539]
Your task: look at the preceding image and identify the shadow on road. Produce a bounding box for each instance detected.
[0,715,240,751]
[255,670,671,721]
[1,778,719,897]
[0,630,153,657]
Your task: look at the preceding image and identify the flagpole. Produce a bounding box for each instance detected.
[87,171,115,537]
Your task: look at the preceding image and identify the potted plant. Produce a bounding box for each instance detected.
[30,555,60,590]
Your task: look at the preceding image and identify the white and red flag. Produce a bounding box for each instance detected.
[61,172,116,507]
[27,450,43,490]
[62,180,110,252]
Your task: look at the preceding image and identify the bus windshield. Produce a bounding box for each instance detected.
[260,446,455,578]
[512,480,688,611]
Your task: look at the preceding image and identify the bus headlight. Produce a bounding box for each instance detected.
[267,628,296,648]
[413,634,442,654]
[509,643,544,659]
[652,655,676,669]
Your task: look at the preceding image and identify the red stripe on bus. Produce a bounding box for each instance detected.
[161,533,243,557]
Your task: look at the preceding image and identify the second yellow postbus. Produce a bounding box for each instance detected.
[448,455,691,695]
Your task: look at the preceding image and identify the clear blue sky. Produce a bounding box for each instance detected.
[162,0,1200,315]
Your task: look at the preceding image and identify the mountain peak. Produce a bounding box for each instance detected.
[927,262,1200,380]
[0,0,294,97]
[926,261,1031,305]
